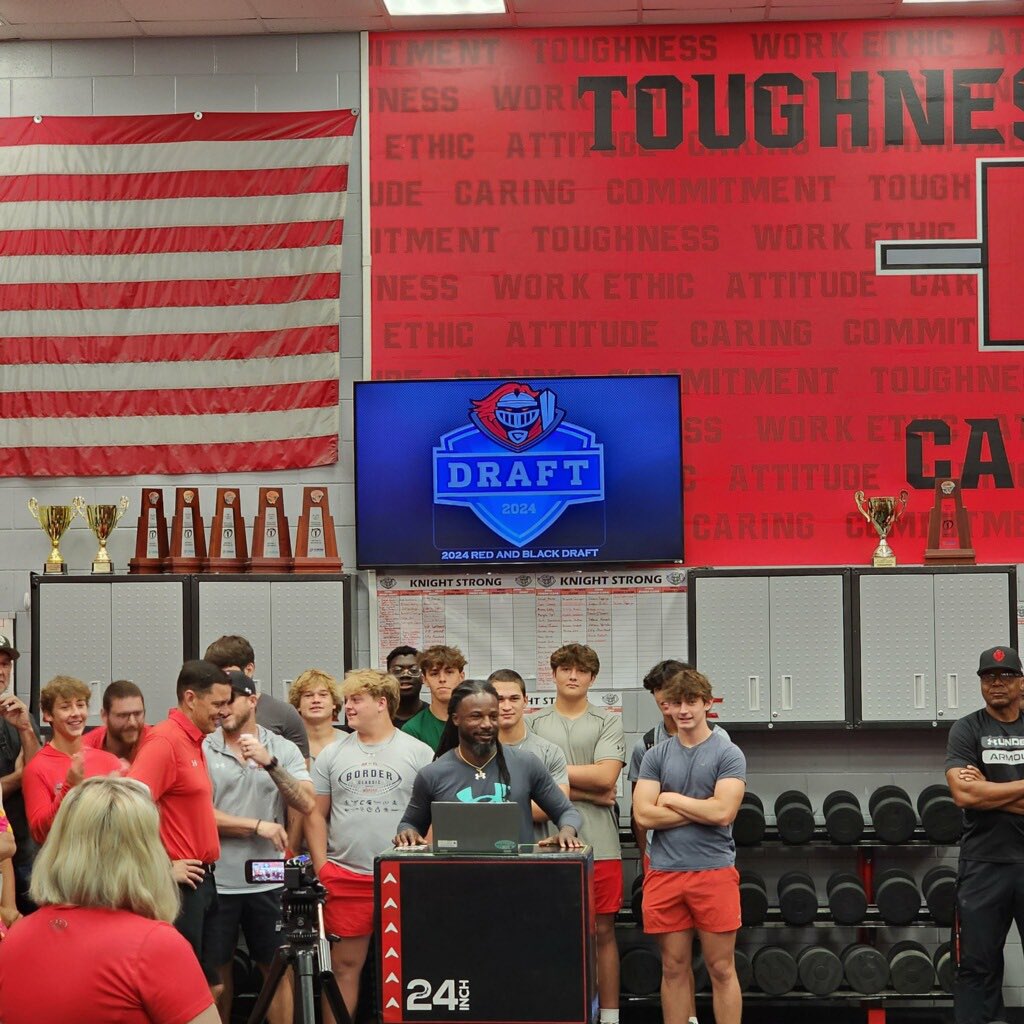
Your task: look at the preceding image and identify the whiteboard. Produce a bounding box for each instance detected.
[373,568,688,690]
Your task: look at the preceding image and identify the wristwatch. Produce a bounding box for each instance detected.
[262,756,279,771]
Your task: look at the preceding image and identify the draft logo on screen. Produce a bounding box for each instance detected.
[433,381,605,547]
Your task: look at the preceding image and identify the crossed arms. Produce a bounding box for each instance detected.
[632,776,745,831]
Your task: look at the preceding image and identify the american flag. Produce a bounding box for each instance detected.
[0,109,357,477]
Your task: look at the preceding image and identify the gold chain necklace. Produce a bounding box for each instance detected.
[456,747,497,781]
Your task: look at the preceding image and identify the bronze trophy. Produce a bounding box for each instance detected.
[924,478,975,564]
[855,489,909,567]
[28,497,86,574]
[207,488,250,573]
[250,488,294,573]
[129,489,169,574]
[293,487,343,573]
[166,488,208,573]
[85,497,130,574]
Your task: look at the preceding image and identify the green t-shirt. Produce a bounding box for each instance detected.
[401,705,446,752]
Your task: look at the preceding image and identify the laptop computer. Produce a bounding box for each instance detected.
[431,801,520,855]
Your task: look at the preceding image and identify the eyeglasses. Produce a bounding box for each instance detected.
[392,667,421,677]
[981,671,1020,683]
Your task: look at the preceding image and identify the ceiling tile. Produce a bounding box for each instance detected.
[13,19,143,36]
[768,3,894,14]
[263,15,389,30]
[0,0,132,23]
[122,0,255,18]
[896,0,1023,11]
[642,6,765,18]
[644,0,763,9]
[250,0,382,14]
[516,8,639,21]
[138,17,265,32]
[513,0,634,10]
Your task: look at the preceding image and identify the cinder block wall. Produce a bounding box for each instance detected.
[0,33,370,688]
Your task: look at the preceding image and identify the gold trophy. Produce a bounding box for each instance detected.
[855,489,909,567]
[85,496,130,574]
[28,496,86,574]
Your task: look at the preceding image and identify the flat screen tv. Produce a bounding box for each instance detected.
[354,375,683,569]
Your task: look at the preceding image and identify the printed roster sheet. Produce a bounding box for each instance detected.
[374,568,687,690]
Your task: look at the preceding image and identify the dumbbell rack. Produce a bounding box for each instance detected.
[618,825,957,1024]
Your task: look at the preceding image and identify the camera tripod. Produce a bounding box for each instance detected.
[246,900,350,1024]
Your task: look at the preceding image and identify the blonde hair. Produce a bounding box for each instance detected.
[342,669,400,719]
[29,777,179,923]
[288,669,342,714]
[40,675,91,716]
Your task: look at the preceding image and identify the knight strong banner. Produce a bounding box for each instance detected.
[368,18,1024,566]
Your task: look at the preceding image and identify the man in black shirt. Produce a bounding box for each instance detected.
[945,645,1024,1024]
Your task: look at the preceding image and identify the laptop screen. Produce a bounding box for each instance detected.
[431,801,520,855]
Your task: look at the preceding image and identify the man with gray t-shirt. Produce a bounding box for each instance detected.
[204,671,315,1024]
[307,669,433,1021]
[489,669,569,842]
[634,666,746,1024]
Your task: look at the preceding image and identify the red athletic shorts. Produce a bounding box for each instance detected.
[593,859,624,916]
[319,862,375,937]
[642,866,741,934]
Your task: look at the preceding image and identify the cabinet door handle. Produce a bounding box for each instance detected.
[913,673,926,710]
[748,675,761,712]
[780,674,793,711]
[947,673,959,709]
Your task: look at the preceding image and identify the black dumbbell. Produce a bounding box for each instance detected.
[752,946,798,996]
[842,943,890,995]
[775,790,815,844]
[933,941,954,993]
[620,947,661,996]
[797,945,843,996]
[869,785,917,844]
[917,784,962,844]
[874,868,921,926]
[827,870,868,925]
[740,870,769,927]
[630,874,644,927]
[734,792,766,846]
[734,950,753,992]
[778,871,818,926]
[823,790,865,845]
[922,865,956,926]
[694,950,752,991]
[888,940,935,994]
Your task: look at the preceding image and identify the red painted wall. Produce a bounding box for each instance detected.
[368,19,1024,566]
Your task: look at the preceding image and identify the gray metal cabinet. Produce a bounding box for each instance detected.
[197,576,352,700]
[32,574,354,717]
[33,576,189,723]
[689,570,849,726]
[855,567,1016,725]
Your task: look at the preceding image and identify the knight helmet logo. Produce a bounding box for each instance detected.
[469,382,564,451]
[433,381,605,548]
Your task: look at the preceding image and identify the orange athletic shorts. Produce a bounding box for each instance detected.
[319,862,375,937]
[593,859,624,916]
[642,866,741,934]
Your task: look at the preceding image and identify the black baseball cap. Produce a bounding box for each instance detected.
[226,669,257,697]
[0,636,18,661]
[978,646,1023,676]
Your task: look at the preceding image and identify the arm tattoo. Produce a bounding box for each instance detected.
[267,762,315,814]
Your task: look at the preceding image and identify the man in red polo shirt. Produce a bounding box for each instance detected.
[81,679,150,766]
[129,659,232,987]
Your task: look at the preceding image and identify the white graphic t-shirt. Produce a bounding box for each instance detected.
[312,730,433,874]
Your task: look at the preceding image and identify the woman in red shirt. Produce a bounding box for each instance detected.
[0,776,218,1024]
